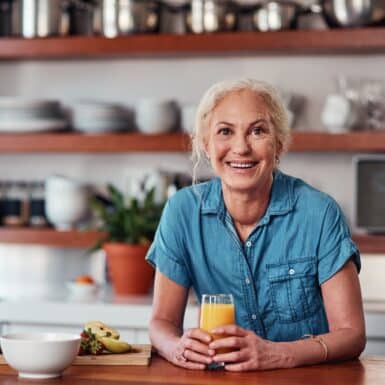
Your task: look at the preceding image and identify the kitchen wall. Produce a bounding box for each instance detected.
[0,53,384,299]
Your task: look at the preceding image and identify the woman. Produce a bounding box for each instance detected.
[146,78,366,371]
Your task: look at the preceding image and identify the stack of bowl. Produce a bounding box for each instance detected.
[0,98,67,133]
[71,101,132,134]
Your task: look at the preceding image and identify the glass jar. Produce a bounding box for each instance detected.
[2,181,29,227]
[29,181,49,227]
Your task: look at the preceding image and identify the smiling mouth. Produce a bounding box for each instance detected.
[226,161,258,169]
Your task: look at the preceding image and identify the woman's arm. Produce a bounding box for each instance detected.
[149,270,214,370]
[209,258,366,370]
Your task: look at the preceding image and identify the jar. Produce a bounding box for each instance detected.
[67,0,97,36]
[29,181,49,227]
[0,0,14,36]
[2,181,29,227]
[160,1,190,35]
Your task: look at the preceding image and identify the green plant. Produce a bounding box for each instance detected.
[90,184,165,249]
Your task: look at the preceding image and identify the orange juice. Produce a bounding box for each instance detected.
[200,303,235,353]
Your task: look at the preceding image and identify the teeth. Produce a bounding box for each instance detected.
[229,162,255,169]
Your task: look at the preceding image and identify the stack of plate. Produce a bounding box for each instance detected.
[0,98,68,133]
[71,102,132,134]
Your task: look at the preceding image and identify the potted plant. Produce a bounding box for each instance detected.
[91,184,165,295]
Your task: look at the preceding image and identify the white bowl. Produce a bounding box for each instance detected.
[66,281,99,301]
[0,333,80,379]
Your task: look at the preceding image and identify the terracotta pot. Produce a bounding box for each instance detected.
[103,243,153,296]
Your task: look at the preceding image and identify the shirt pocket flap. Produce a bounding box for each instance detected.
[267,257,317,283]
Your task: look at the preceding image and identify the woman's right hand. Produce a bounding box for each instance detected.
[170,328,215,370]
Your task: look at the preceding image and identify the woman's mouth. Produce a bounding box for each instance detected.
[226,161,258,169]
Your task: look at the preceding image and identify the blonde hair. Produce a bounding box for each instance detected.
[191,78,291,183]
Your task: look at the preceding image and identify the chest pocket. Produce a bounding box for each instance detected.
[267,257,322,323]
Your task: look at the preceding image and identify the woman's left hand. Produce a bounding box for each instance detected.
[209,325,285,371]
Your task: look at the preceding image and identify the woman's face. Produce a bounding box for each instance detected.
[204,89,281,195]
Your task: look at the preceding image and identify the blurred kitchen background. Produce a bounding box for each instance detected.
[0,0,385,355]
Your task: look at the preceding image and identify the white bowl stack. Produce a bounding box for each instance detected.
[0,98,67,133]
[71,101,132,133]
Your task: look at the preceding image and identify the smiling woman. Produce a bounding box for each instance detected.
[146,78,366,372]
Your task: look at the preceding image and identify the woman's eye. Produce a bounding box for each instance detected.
[218,127,231,135]
[252,127,264,135]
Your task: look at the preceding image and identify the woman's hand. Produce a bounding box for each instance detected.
[169,328,215,370]
[209,325,284,371]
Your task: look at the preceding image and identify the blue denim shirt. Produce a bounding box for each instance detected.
[146,170,360,342]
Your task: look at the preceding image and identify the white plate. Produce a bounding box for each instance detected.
[0,119,68,133]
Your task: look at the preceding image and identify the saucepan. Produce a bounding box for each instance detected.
[321,0,385,28]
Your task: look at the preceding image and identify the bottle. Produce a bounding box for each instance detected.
[29,181,49,227]
[2,181,29,227]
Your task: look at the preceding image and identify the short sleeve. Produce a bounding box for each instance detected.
[317,200,360,285]
[146,199,192,288]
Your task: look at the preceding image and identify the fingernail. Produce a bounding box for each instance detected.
[205,336,211,342]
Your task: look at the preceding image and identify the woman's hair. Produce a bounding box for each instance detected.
[191,78,291,184]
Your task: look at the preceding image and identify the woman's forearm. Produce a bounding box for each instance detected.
[149,318,183,360]
[279,328,366,368]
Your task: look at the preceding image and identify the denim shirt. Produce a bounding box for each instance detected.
[146,170,360,342]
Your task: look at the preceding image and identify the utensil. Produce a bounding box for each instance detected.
[101,0,160,38]
[254,0,302,31]
[19,0,64,38]
[0,333,80,379]
[189,0,237,33]
[322,0,385,27]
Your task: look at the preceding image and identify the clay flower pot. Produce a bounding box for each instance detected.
[103,243,153,295]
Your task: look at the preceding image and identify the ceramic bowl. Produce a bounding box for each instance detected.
[66,281,99,301]
[135,99,179,134]
[0,333,80,379]
[45,175,89,230]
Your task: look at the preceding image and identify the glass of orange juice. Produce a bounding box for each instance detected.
[200,294,235,369]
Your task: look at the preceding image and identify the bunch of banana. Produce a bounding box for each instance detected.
[79,321,132,355]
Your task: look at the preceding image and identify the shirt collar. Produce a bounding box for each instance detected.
[200,169,294,221]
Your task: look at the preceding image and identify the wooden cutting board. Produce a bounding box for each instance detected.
[0,344,151,366]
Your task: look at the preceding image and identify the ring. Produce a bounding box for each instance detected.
[176,349,187,362]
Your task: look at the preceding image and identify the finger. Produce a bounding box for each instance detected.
[211,324,248,337]
[209,336,245,350]
[213,349,247,364]
[186,328,212,343]
[173,359,206,371]
[184,349,213,365]
[184,338,215,356]
[225,361,251,372]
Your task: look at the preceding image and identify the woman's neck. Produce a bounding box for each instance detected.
[222,176,273,242]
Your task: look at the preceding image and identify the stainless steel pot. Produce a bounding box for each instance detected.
[101,0,160,38]
[189,0,237,33]
[20,0,63,38]
[254,1,301,31]
[322,0,385,27]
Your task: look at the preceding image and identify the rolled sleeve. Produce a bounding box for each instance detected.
[146,200,191,288]
[317,200,361,285]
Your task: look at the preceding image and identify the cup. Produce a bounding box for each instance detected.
[200,294,235,369]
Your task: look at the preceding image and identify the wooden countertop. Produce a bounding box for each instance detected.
[0,355,384,385]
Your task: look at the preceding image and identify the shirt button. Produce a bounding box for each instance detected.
[245,278,250,285]
[246,241,252,247]
[288,268,295,275]
[251,314,257,320]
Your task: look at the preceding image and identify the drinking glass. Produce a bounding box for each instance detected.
[200,294,235,369]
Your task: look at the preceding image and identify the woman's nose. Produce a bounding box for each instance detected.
[232,135,251,154]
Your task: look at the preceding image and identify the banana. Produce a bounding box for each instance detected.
[99,337,132,354]
[85,321,120,340]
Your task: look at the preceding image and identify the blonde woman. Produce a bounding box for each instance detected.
[146,78,366,371]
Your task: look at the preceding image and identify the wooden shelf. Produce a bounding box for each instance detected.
[0,228,383,253]
[0,228,105,248]
[0,131,384,153]
[1,28,385,60]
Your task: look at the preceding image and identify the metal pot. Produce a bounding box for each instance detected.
[254,1,302,31]
[321,0,385,27]
[101,0,160,38]
[20,0,63,38]
[189,0,237,34]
